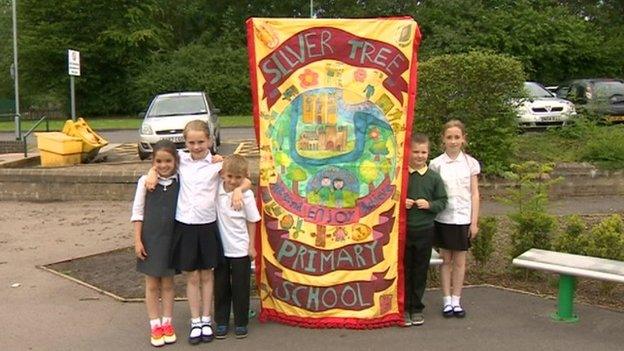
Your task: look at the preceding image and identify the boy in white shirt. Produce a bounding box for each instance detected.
[214,154,261,339]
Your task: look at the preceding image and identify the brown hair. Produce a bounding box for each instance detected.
[183,120,211,139]
[411,132,430,146]
[152,139,179,168]
[222,154,248,176]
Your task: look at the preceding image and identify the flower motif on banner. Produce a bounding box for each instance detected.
[299,68,319,88]
[354,68,367,82]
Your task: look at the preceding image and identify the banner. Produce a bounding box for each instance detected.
[247,17,421,328]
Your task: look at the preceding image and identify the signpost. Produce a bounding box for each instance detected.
[12,0,20,140]
[68,49,80,121]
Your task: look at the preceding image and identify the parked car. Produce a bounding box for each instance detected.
[516,82,577,128]
[555,79,624,123]
[138,92,220,160]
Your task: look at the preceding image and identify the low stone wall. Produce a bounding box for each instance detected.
[0,140,22,154]
[0,161,622,202]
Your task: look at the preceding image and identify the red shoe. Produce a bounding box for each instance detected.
[162,324,177,344]
[150,326,165,347]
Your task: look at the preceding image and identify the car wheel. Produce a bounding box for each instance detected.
[138,145,150,160]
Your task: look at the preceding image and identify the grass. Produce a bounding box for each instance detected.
[0,115,254,132]
[514,123,624,170]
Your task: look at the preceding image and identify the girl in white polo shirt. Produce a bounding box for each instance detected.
[146,120,250,345]
[429,119,480,319]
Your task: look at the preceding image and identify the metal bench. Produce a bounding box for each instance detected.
[430,249,443,266]
[512,248,624,322]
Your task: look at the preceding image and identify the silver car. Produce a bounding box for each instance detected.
[516,82,577,128]
[138,92,220,160]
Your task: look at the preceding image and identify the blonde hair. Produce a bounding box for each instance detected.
[223,154,249,176]
[442,119,466,136]
[183,120,211,139]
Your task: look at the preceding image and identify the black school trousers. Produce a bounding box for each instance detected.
[214,256,251,327]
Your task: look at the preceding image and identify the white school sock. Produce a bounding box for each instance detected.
[201,315,212,324]
[201,316,213,335]
[443,295,452,306]
[190,318,202,338]
[161,316,172,326]
[150,318,161,329]
[451,295,461,307]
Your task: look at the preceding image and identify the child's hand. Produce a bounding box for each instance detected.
[469,222,479,240]
[231,188,243,210]
[405,198,415,209]
[248,246,257,259]
[134,241,147,260]
[415,199,430,210]
[212,154,223,163]
[145,167,158,192]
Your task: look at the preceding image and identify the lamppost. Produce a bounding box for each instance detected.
[12,0,21,141]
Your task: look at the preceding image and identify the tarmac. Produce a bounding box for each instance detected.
[1,140,624,350]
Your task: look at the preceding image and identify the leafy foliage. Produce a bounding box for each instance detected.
[552,215,588,256]
[499,162,559,259]
[416,51,524,174]
[471,216,497,267]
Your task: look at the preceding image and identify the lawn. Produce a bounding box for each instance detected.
[514,123,624,170]
[0,115,254,132]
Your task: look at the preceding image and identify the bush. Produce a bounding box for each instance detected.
[131,44,251,115]
[585,214,624,261]
[581,126,624,170]
[416,51,525,175]
[552,215,588,255]
[472,216,497,267]
[499,162,559,259]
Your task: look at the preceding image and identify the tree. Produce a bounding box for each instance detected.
[359,160,379,194]
[286,164,307,196]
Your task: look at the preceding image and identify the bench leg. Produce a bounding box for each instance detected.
[550,274,579,323]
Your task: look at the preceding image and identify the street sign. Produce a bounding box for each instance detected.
[68,49,80,76]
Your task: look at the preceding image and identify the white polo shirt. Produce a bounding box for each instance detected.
[175,150,222,224]
[429,151,480,225]
[216,182,261,258]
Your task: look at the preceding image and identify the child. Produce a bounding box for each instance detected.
[429,119,481,318]
[131,140,180,347]
[214,154,261,339]
[145,120,250,345]
[404,133,447,327]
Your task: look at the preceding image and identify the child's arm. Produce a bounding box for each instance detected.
[231,178,252,210]
[144,167,158,191]
[469,174,480,239]
[427,175,448,213]
[246,221,257,259]
[133,221,147,260]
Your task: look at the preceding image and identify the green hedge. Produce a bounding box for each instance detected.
[131,44,251,115]
[415,51,525,175]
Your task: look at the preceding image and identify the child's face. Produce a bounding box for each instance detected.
[185,130,212,159]
[321,177,331,186]
[410,142,429,168]
[221,170,245,191]
[152,150,176,177]
[442,126,465,154]
[333,180,344,189]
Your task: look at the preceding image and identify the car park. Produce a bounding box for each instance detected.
[516,82,577,128]
[555,79,624,123]
[138,92,220,160]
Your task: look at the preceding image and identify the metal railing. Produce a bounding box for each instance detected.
[22,115,49,157]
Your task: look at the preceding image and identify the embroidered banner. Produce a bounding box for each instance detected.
[247,17,421,328]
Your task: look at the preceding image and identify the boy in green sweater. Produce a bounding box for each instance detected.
[404,133,447,326]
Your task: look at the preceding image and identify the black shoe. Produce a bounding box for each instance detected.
[453,305,466,318]
[201,323,214,343]
[234,326,248,339]
[188,325,202,345]
[215,325,228,339]
[442,304,454,318]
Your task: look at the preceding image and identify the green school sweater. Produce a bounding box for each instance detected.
[406,167,448,230]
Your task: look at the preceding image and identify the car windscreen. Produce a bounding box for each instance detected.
[524,82,553,98]
[148,95,207,117]
[592,82,624,99]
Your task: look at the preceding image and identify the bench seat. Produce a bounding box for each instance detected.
[512,248,624,283]
[512,248,624,323]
